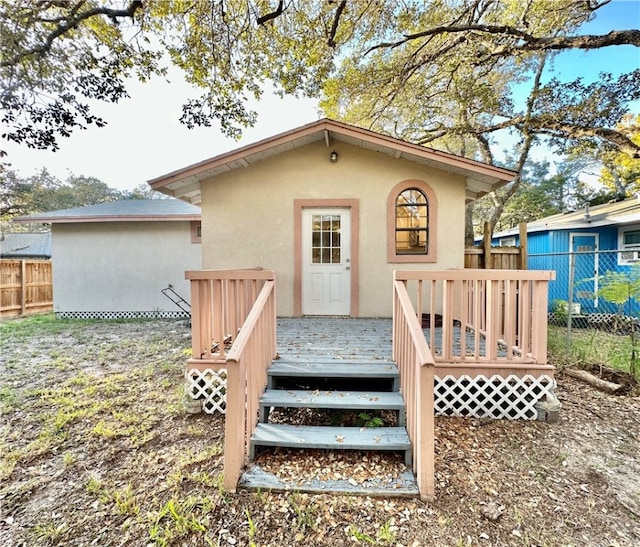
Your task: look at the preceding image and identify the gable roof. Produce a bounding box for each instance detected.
[492,197,640,239]
[14,199,201,224]
[148,118,517,205]
[0,232,52,258]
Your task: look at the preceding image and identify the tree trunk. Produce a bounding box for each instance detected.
[465,203,476,246]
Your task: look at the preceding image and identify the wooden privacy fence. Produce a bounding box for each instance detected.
[0,259,53,317]
[465,222,528,270]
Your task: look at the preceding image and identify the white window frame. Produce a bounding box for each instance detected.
[618,225,640,265]
[499,236,516,247]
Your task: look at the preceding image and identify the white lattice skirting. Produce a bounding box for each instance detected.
[435,374,556,420]
[56,310,189,320]
[185,368,228,414]
[185,369,556,420]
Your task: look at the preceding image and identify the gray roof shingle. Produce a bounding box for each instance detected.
[1,232,52,258]
[14,199,201,224]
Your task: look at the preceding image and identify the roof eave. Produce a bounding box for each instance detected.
[13,214,201,224]
[148,118,516,205]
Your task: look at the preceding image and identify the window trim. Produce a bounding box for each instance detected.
[387,180,437,263]
[618,225,640,265]
[191,221,202,243]
[499,236,517,247]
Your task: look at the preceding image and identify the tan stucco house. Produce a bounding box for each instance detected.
[149,119,516,317]
[16,199,201,319]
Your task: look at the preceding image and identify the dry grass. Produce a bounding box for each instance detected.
[1,315,639,546]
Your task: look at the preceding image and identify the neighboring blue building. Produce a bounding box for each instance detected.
[488,198,640,315]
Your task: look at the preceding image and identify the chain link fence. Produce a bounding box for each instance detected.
[529,250,640,379]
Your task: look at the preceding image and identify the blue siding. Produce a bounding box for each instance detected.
[526,225,637,314]
[597,226,618,250]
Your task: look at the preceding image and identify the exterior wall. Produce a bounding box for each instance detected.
[52,221,201,315]
[200,140,467,317]
[528,226,638,314]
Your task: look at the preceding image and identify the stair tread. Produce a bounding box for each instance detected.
[239,465,419,497]
[251,423,411,450]
[261,389,404,409]
[269,361,398,378]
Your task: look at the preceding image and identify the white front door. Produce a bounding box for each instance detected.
[302,208,351,315]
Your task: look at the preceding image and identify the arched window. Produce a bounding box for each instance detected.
[395,188,428,255]
[387,180,437,263]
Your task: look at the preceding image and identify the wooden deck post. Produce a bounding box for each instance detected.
[519,222,528,269]
[223,357,246,492]
[417,362,435,501]
[190,280,202,359]
[531,280,550,364]
[483,222,493,269]
[20,260,26,316]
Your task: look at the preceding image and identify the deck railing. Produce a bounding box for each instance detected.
[185,269,277,491]
[224,277,276,491]
[395,269,555,367]
[185,269,274,367]
[392,279,435,502]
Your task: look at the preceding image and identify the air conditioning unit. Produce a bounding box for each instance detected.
[621,249,640,262]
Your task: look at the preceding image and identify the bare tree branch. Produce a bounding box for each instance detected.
[256,0,284,25]
[484,54,548,234]
[367,26,639,57]
[327,0,347,48]
[1,1,143,68]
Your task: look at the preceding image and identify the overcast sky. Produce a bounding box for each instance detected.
[3,0,639,192]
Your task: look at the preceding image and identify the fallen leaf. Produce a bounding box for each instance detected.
[481,502,504,521]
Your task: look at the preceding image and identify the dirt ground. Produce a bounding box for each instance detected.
[0,317,639,546]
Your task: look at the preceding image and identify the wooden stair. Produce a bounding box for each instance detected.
[240,358,417,496]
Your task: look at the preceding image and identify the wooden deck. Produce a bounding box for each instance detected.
[185,269,556,500]
[276,317,393,361]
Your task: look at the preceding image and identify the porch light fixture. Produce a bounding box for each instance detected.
[330,150,338,163]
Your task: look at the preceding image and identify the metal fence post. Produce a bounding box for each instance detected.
[567,251,575,355]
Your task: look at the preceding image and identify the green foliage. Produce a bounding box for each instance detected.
[29,520,67,544]
[597,114,640,197]
[597,265,640,313]
[289,493,318,532]
[474,157,602,234]
[548,325,640,381]
[376,520,398,544]
[0,385,17,413]
[112,484,140,516]
[149,496,213,546]
[0,313,75,339]
[1,0,637,163]
[346,524,376,544]
[0,0,163,150]
[1,168,165,228]
[550,300,570,324]
[245,508,257,546]
[356,412,384,428]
